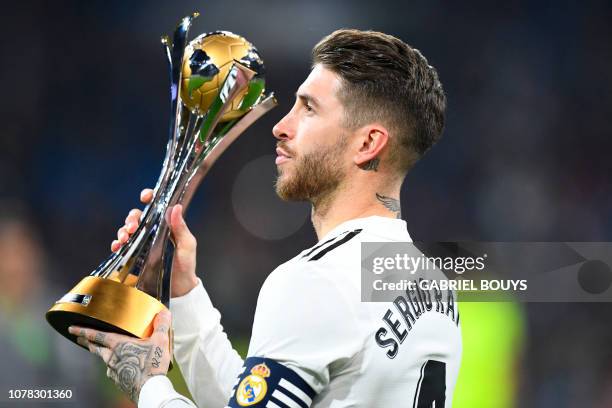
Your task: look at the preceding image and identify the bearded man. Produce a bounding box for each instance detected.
[71,29,462,408]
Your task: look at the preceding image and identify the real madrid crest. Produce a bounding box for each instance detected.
[236,363,271,406]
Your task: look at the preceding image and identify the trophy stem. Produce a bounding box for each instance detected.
[88,14,200,281]
[131,64,256,302]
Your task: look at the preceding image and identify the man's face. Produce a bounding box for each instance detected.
[272,64,351,202]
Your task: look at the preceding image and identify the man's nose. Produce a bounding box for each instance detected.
[272,112,293,141]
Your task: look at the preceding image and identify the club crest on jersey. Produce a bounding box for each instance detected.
[236,363,270,406]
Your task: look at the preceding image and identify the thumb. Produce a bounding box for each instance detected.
[152,309,172,340]
[169,205,196,251]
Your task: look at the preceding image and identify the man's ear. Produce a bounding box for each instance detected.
[353,124,389,170]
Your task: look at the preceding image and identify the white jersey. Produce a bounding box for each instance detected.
[139,216,462,408]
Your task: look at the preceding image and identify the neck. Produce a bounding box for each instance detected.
[310,177,403,240]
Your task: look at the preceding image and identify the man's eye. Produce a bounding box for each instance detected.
[304,103,313,112]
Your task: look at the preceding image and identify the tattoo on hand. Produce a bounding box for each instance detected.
[109,342,153,402]
[376,193,401,218]
[362,158,380,171]
[94,332,106,345]
[152,346,163,368]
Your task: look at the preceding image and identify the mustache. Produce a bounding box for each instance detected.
[276,142,296,157]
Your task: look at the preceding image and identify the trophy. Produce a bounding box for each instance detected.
[46,13,277,347]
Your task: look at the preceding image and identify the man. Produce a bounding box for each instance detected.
[70,29,462,407]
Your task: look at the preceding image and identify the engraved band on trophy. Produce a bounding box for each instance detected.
[46,12,277,347]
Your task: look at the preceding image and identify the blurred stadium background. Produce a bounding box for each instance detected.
[1,0,611,406]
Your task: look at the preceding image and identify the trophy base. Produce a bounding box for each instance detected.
[46,276,167,349]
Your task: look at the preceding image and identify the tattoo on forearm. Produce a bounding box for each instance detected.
[376,193,401,218]
[362,158,380,171]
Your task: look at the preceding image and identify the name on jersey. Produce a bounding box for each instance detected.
[375,278,459,359]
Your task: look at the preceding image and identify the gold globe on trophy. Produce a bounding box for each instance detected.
[181,31,265,121]
[46,13,276,349]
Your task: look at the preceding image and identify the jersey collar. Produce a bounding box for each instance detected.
[318,216,411,243]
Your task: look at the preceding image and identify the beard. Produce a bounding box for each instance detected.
[275,140,347,203]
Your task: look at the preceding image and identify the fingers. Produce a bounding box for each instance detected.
[124,209,142,228]
[117,226,129,243]
[111,208,143,253]
[70,326,114,364]
[68,326,119,349]
[84,339,113,363]
[75,335,91,349]
[110,189,171,254]
[110,188,152,253]
[111,226,130,252]
[169,205,197,252]
[111,240,121,252]
[140,188,154,204]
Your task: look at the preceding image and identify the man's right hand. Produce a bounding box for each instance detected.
[112,188,199,298]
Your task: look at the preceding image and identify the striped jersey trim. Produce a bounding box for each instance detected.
[307,229,363,261]
[227,357,316,407]
[278,379,312,406]
[301,231,350,259]
[271,388,306,407]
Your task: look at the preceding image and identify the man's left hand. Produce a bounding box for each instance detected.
[68,309,172,403]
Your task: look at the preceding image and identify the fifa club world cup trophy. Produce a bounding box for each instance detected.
[46,13,277,349]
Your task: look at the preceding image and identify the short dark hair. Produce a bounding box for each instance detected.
[312,29,446,173]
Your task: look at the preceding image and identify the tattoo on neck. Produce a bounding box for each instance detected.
[375,193,401,218]
[362,158,380,171]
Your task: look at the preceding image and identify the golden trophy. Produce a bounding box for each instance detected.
[46,13,276,347]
